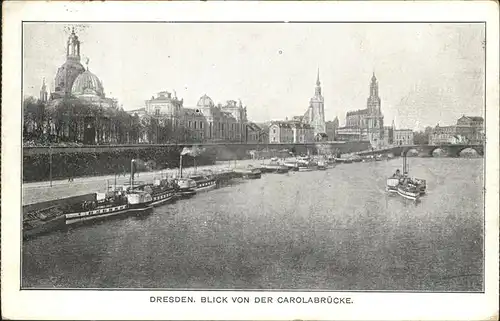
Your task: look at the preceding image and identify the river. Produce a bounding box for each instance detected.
[22,158,484,291]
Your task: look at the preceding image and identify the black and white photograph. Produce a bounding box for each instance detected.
[2,2,499,320]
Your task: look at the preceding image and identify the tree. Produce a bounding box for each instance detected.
[23,96,46,141]
[413,130,429,145]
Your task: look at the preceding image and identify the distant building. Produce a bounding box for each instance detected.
[325,117,339,141]
[456,115,484,144]
[394,129,414,146]
[36,28,124,145]
[132,92,250,143]
[383,124,394,146]
[336,73,385,148]
[429,115,484,145]
[269,121,314,144]
[245,122,267,143]
[301,69,326,137]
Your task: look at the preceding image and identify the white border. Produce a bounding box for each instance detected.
[2,1,499,320]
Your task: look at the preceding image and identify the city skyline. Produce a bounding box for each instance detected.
[23,23,485,131]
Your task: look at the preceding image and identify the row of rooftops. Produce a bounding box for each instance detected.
[147,92,246,110]
[270,120,314,129]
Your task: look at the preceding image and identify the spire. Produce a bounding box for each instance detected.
[40,77,48,102]
[314,68,322,97]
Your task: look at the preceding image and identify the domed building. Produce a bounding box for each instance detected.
[138,92,254,143]
[51,28,86,99]
[38,28,129,145]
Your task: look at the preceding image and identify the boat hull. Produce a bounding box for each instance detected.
[176,188,196,198]
[397,187,420,201]
[243,172,261,179]
[23,215,66,239]
[150,190,176,207]
[65,204,152,225]
[196,183,217,192]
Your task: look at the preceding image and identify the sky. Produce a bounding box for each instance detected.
[23,23,485,130]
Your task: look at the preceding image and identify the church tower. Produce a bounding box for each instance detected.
[39,77,48,102]
[365,72,384,148]
[367,72,381,115]
[309,68,326,135]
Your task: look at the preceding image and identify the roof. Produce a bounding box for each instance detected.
[183,108,202,116]
[270,121,313,129]
[459,115,483,121]
[71,70,105,98]
[246,122,261,131]
[197,94,214,108]
[346,109,369,116]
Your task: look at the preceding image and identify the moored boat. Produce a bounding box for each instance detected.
[234,166,262,179]
[23,193,98,239]
[297,159,315,171]
[65,190,153,225]
[262,160,289,174]
[23,206,67,239]
[189,172,217,192]
[141,178,177,207]
[283,161,299,171]
[175,178,197,198]
[317,160,327,170]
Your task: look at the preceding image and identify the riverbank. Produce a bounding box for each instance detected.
[22,159,266,205]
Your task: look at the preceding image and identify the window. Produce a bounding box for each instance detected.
[194,121,197,129]
[273,129,276,134]
[200,122,203,129]
[188,121,192,128]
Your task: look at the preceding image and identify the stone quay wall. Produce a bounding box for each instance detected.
[22,141,371,182]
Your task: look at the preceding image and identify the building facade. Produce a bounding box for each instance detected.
[131,92,255,143]
[394,129,414,146]
[268,121,314,144]
[429,115,484,145]
[336,73,385,148]
[325,117,339,141]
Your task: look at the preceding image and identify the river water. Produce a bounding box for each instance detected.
[22,158,484,291]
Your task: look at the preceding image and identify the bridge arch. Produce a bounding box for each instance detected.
[454,146,484,157]
[431,147,447,157]
[406,148,419,157]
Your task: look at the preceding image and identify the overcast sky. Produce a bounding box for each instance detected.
[23,23,485,130]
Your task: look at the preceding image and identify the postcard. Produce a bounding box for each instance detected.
[2,1,498,320]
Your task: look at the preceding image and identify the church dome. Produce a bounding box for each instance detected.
[197,94,214,108]
[54,60,85,93]
[71,69,105,98]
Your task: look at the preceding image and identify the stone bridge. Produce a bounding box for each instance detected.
[357,144,484,157]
